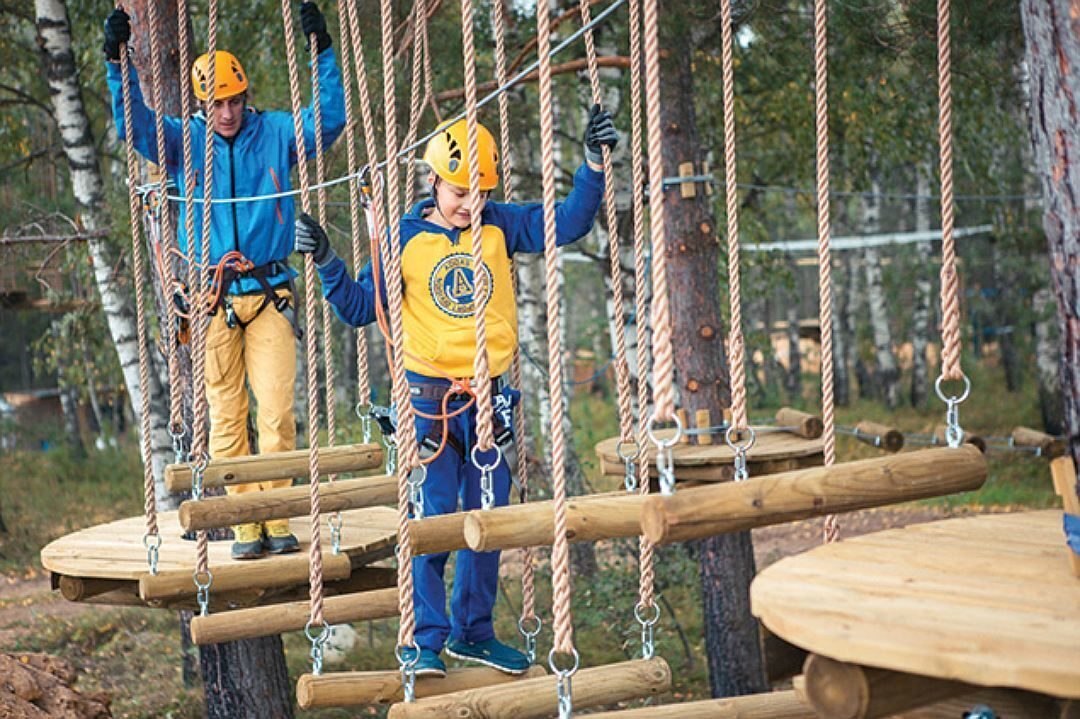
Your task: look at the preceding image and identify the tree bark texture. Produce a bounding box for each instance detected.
[1021,0,1080,488]
[860,172,899,409]
[658,0,766,696]
[911,165,934,408]
[200,634,294,719]
[1034,287,1064,434]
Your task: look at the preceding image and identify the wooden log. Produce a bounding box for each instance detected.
[641,445,986,545]
[1050,455,1080,576]
[1012,426,1067,458]
[463,492,645,552]
[763,628,809,683]
[164,442,384,492]
[802,654,970,719]
[297,665,547,708]
[584,689,814,718]
[387,657,671,719]
[138,550,352,601]
[191,586,399,644]
[695,409,714,445]
[899,688,1064,719]
[853,421,905,453]
[56,575,132,602]
[931,425,986,454]
[677,409,692,444]
[776,408,824,439]
[408,512,470,556]
[178,474,397,531]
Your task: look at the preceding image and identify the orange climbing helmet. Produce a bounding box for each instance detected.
[423,118,500,191]
[191,51,248,102]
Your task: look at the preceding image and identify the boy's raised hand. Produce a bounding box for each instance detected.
[103,8,131,62]
[295,213,337,267]
[583,103,619,167]
[300,2,333,53]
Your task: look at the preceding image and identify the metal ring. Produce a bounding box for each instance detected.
[304,620,332,645]
[394,642,420,669]
[547,647,580,678]
[168,425,186,441]
[406,463,428,487]
[354,401,372,421]
[191,452,210,475]
[192,569,213,590]
[724,425,757,453]
[518,615,542,637]
[143,533,162,551]
[646,410,684,449]
[470,444,503,473]
[934,373,971,404]
[633,601,661,626]
[615,439,641,462]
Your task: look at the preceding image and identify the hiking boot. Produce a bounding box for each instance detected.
[400,647,447,678]
[231,523,265,560]
[263,520,300,555]
[445,637,530,674]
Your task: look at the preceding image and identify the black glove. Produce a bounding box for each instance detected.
[583,103,619,166]
[300,2,332,53]
[295,212,336,267]
[103,8,131,62]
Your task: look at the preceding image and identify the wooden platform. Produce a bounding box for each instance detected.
[596,428,823,481]
[752,510,1080,700]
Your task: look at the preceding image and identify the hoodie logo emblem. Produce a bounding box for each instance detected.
[429,252,493,318]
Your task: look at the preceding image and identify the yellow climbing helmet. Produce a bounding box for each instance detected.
[423,118,500,191]
[191,51,248,102]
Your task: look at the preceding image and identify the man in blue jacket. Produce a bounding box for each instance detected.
[104,3,346,559]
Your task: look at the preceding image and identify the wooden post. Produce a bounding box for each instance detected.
[408,512,470,556]
[191,587,399,645]
[139,551,352,601]
[298,665,547,708]
[164,442,384,492]
[1012,426,1066,458]
[584,689,814,718]
[775,408,824,439]
[677,408,692,444]
[1050,455,1080,576]
[386,658,672,719]
[696,409,714,445]
[178,474,397,531]
[853,421,905,453]
[463,492,645,552]
[931,425,986,454]
[802,654,970,719]
[678,161,696,198]
[641,446,987,545]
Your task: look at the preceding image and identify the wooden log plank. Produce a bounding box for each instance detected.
[164,442,384,492]
[386,657,671,719]
[56,575,131,602]
[695,409,714,445]
[853,421,905,453]
[585,689,814,718]
[1012,426,1066,458]
[1050,455,1080,576]
[408,512,469,556]
[139,551,352,600]
[178,474,397,531]
[600,454,821,482]
[776,408,824,439]
[899,688,1064,719]
[802,654,970,719]
[763,628,809,683]
[642,446,986,545]
[298,665,547,708]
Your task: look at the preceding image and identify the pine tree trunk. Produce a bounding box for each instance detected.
[200,635,294,719]
[1021,0,1080,479]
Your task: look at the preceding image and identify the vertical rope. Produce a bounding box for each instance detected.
[577,0,635,451]
[460,0,496,455]
[279,0,325,630]
[812,0,839,543]
[536,0,574,657]
[937,0,961,382]
[642,0,675,421]
[403,0,428,210]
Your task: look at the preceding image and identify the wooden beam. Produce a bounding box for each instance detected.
[178,474,397,531]
[164,442,384,492]
[138,551,352,601]
[763,628,809,684]
[641,445,986,545]
[408,511,470,556]
[802,654,970,719]
[434,57,630,103]
[853,421,904,453]
[1012,426,1066,458]
[463,491,645,552]
[775,408,823,439]
[57,575,132,602]
[387,657,671,719]
[1050,455,1080,576]
[584,689,814,718]
[298,665,547,708]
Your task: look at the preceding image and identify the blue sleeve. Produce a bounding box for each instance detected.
[499,163,605,255]
[290,47,347,165]
[105,61,182,167]
[317,255,380,327]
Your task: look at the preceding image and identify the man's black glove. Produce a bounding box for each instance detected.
[300,2,332,53]
[295,212,336,267]
[583,103,619,166]
[103,8,131,62]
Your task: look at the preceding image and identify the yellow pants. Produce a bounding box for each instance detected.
[205,290,297,510]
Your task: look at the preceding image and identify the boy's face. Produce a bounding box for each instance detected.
[429,171,489,229]
[204,94,246,138]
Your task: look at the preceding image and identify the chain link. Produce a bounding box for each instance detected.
[329,512,344,555]
[407,464,428,519]
[193,569,213,617]
[305,621,331,676]
[646,412,683,496]
[143,533,162,575]
[395,643,420,703]
[518,615,542,663]
[471,445,503,510]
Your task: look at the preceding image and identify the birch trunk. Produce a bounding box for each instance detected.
[784,270,801,401]
[861,167,900,408]
[1034,287,1064,434]
[910,164,934,408]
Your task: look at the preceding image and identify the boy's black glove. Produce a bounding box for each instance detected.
[103,8,131,62]
[300,2,332,53]
[295,212,337,267]
[583,103,619,166]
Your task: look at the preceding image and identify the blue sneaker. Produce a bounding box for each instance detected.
[445,637,531,675]
[400,647,446,678]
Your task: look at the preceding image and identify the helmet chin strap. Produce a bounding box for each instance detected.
[429,177,454,227]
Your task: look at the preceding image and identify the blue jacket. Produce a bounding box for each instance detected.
[106,49,346,293]
[317,163,604,378]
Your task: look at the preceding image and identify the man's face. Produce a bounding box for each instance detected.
[206,94,246,138]
[430,172,489,229]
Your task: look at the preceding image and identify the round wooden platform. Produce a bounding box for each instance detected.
[751,510,1080,699]
[596,428,823,481]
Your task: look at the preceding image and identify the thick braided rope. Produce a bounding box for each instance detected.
[937,0,960,381]
[812,0,839,544]
[117,30,158,542]
[403,0,428,210]
[641,0,674,421]
[460,0,496,454]
[536,0,574,657]
[379,0,422,650]
[719,0,748,433]
[628,0,655,613]
[334,0,371,408]
[492,0,536,627]
[279,0,326,629]
[578,0,634,449]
